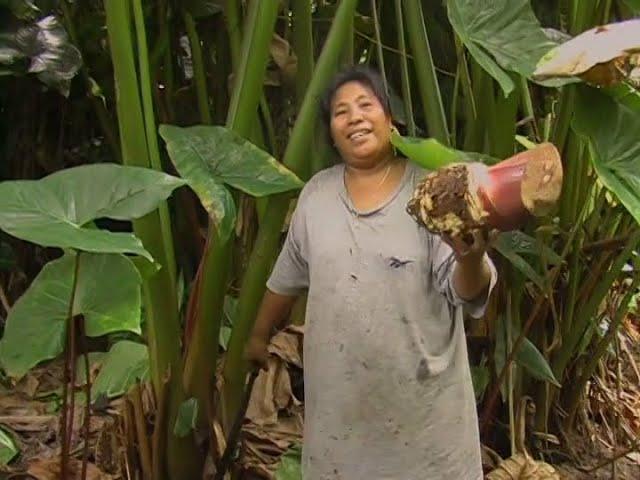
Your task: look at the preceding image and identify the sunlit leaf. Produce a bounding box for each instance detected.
[174,397,199,438]
[0,427,18,466]
[533,19,640,87]
[92,341,149,400]
[0,164,186,260]
[572,86,640,225]
[0,253,142,379]
[159,125,303,239]
[447,0,566,95]
[0,15,81,96]
[391,131,498,169]
[275,443,302,480]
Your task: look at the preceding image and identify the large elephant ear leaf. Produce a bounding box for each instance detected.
[0,252,142,379]
[572,86,640,225]
[446,0,567,96]
[159,124,303,239]
[0,164,186,259]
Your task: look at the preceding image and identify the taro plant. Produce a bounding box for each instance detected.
[0,163,186,477]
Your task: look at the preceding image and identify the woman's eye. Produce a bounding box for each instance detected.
[334,110,346,117]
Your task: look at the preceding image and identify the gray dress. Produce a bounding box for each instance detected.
[267,161,497,480]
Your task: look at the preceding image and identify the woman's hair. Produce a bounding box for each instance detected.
[319,65,392,139]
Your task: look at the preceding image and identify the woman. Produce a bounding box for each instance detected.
[246,66,497,480]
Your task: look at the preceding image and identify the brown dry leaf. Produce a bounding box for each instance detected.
[487,453,561,479]
[533,19,640,87]
[269,33,297,85]
[269,326,303,368]
[27,457,113,480]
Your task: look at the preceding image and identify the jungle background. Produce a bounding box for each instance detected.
[0,0,639,479]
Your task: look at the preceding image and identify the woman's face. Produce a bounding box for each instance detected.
[329,81,393,168]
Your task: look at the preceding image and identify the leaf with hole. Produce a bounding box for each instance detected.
[447,0,568,95]
[0,252,141,379]
[159,125,303,240]
[92,341,149,400]
[572,86,640,225]
[0,164,186,260]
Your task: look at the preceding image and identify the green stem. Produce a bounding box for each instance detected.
[370,0,388,92]
[183,10,213,124]
[222,0,360,430]
[104,3,194,477]
[224,0,242,69]
[565,267,640,426]
[553,228,640,377]
[292,0,314,109]
[394,0,415,136]
[132,0,178,285]
[403,0,449,145]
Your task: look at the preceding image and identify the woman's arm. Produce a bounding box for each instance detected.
[444,229,496,301]
[245,289,298,369]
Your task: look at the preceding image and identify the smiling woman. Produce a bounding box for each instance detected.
[245,65,497,480]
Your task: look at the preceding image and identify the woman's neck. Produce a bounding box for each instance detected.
[344,153,397,178]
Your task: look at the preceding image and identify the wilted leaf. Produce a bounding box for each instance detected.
[0,164,186,260]
[27,456,111,480]
[487,453,560,479]
[174,397,198,437]
[92,341,149,400]
[275,443,302,480]
[270,33,297,85]
[159,125,303,240]
[0,427,18,466]
[447,0,565,95]
[391,130,498,169]
[0,15,81,96]
[0,253,142,379]
[533,19,640,87]
[572,86,640,225]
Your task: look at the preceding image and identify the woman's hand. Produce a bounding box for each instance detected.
[444,229,497,301]
[442,228,497,266]
[244,335,270,371]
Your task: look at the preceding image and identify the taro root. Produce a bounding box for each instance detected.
[407,143,562,236]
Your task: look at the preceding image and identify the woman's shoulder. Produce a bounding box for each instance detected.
[297,164,343,204]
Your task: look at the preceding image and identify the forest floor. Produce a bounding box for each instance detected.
[0,323,638,479]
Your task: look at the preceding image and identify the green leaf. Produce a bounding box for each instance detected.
[0,427,18,466]
[572,86,640,225]
[219,295,238,350]
[75,352,106,386]
[518,337,561,387]
[497,231,562,265]
[1,0,40,19]
[470,364,490,401]
[275,443,302,480]
[174,397,199,438]
[0,15,82,96]
[622,0,640,12]
[494,234,546,289]
[495,317,561,388]
[159,125,304,196]
[92,341,149,400]
[447,0,559,95]
[0,164,186,260]
[0,253,142,379]
[159,125,303,238]
[390,131,498,169]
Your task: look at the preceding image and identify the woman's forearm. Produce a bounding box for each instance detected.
[250,289,298,341]
[452,256,492,301]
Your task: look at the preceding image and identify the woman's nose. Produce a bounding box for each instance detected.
[348,109,363,124]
